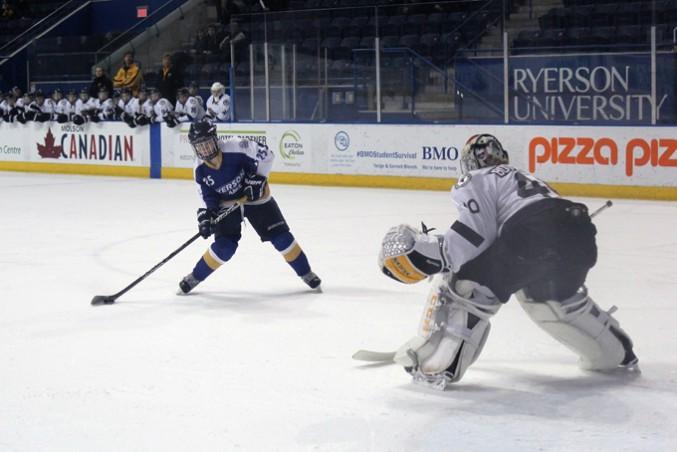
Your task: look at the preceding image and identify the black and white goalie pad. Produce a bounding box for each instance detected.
[378,224,448,284]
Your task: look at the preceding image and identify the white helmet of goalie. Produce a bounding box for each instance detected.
[460,134,509,174]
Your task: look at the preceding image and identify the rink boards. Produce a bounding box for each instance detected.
[1,121,676,199]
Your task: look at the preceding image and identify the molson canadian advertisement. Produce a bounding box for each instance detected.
[0,122,150,169]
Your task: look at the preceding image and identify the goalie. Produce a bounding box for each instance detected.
[378,134,638,389]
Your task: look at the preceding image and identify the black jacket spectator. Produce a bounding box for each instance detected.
[88,67,114,99]
[158,54,183,105]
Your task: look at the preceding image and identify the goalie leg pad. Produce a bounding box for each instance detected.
[516,288,637,371]
[395,275,500,387]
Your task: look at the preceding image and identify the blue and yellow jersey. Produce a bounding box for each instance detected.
[194,138,274,209]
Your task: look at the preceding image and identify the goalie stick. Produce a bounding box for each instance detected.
[353,200,614,363]
[352,350,396,363]
[91,203,242,306]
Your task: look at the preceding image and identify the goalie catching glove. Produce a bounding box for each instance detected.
[378,224,449,284]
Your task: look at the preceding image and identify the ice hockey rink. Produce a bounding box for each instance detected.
[1,171,676,452]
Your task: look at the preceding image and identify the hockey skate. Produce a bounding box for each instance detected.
[177,273,201,295]
[302,271,322,291]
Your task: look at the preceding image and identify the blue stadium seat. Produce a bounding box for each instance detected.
[590,3,619,27]
[339,37,361,49]
[359,36,375,48]
[380,36,400,47]
[350,16,369,28]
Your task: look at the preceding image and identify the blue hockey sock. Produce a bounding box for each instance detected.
[192,238,238,281]
[271,232,311,277]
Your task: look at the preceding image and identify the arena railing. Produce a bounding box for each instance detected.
[93,0,190,70]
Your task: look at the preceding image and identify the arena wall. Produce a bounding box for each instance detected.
[1,122,676,200]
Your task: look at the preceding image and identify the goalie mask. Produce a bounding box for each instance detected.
[378,224,448,284]
[460,134,509,174]
[188,120,219,161]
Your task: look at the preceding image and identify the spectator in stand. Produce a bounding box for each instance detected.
[158,53,183,106]
[1,1,16,20]
[88,66,114,99]
[113,51,143,96]
[192,29,209,54]
[205,25,224,54]
[220,20,246,46]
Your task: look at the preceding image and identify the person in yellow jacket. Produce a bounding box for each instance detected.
[113,52,143,96]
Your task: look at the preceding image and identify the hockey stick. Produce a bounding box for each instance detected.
[352,350,396,363]
[91,203,242,306]
[590,200,613,218]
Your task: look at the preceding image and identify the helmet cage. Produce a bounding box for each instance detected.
[192,136,219,161]
[460,134,508,174]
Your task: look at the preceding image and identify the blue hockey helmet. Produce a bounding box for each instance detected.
[188,120,219,161]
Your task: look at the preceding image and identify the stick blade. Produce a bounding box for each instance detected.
[352,350,396,362]
[91,295,116,306]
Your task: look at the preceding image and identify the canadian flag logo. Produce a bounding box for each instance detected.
[37,128,63,159]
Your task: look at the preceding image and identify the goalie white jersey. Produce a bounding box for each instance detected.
[443,165,559,272]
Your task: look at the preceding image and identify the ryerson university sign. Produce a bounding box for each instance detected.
[512,65,669,122]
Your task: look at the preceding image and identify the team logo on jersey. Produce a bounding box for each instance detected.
[334,131,350,151]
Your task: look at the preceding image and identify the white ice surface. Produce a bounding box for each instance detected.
[1,172,677,452]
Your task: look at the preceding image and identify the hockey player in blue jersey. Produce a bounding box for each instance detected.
[178,120,321,294]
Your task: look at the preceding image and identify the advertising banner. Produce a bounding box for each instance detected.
[324,125,462,178]
[161,123,315,173]
[454,52,677,124]
[162,123,463,179]
[161,122,676,188]
[502,126,677,187]
[0,121,150,167]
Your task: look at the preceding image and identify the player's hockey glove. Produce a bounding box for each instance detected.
[35,112,51,122]
[164,114,179,128]
[86,110,101,123]
[134,114,150,126]
[197,208,216,239]
[121,112,136,128]
[56,113,69,124]
[72,114,87,125]
[23,110,37,122]
[243,173,267,202]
